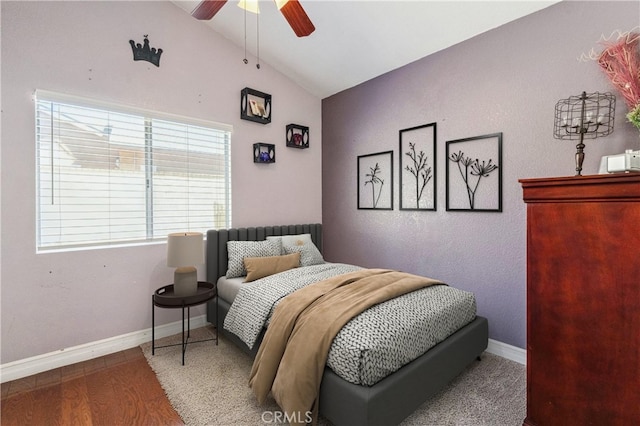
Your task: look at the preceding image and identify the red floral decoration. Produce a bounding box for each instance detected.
[592,29,640,130]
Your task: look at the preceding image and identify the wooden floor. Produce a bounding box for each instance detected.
[1,347,184,425]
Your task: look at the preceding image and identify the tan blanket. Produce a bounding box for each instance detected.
[248,268,444,424]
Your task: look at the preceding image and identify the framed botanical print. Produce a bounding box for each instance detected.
[446,132,502,212]
[399,122,437,210]
[357,150,393,210]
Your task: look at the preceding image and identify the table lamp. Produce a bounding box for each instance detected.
[167,232,204,296]
[553,91,615,176]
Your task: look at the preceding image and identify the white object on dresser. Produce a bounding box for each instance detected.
[598,149,640,173]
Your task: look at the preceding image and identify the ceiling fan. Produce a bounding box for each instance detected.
[191,0,316,37]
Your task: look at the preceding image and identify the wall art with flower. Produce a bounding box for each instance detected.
[399,122,437,211]
[357,150,393,210]
[446,133,502,212]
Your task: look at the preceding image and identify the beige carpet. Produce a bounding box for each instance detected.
[141,326,526,425]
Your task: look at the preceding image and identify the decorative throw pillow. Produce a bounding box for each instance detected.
[283,243,324,266]
[226,239,282,278]
[243,252,301,282]
[267,233,314,253]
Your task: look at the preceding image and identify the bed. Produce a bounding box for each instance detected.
[205,223,488,426]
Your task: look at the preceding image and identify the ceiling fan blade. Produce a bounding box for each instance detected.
[278,0,315,37]
[191,0,228,20]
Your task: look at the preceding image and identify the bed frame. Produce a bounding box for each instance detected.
[206,224,488,426]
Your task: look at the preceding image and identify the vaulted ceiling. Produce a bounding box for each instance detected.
[172,1,560,98]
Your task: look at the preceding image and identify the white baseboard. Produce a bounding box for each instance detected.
[2,319,524,383]
[0,315,209,383]
[486,338,527,365]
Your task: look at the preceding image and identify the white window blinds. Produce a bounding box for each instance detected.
[35,90,232,251]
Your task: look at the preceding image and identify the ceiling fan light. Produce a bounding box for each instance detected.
[237,0,260,14]
[274,0,288,10]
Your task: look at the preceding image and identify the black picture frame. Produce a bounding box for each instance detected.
[241,88,271,124]
[286,124,309,149]
[399,122,437,211]
[446,132,502,212]
[357,150,393,210]
[253,142,275,163]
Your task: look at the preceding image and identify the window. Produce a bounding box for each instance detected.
[35,90,232,252]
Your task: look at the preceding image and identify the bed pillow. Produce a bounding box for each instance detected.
[243,252,301,282]
[283,243,325,266]
[226,239,282,278]
[267,233,314,251]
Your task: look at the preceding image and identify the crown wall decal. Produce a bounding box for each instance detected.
[129,35,163,67]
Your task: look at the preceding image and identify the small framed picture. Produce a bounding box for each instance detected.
[357,150,393,210]
[446,133,502,212]
[249,99,264,117]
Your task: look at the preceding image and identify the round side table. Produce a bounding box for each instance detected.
[152,281,217,365]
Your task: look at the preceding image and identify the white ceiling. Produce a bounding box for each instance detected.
[172,0,560,99]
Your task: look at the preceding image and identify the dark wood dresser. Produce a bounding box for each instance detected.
[520,174,640,425]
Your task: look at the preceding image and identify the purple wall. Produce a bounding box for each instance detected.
[321,1,639,348]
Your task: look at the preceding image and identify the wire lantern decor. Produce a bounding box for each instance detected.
[553,91,616,176]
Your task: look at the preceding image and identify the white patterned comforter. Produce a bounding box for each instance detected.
[224,263,477,386]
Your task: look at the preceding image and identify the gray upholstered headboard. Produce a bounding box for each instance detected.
[205,223,322,283]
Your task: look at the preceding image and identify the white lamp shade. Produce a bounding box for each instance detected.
[167,232,204,267]
[274,0,288,10]
[237,0,260,14]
